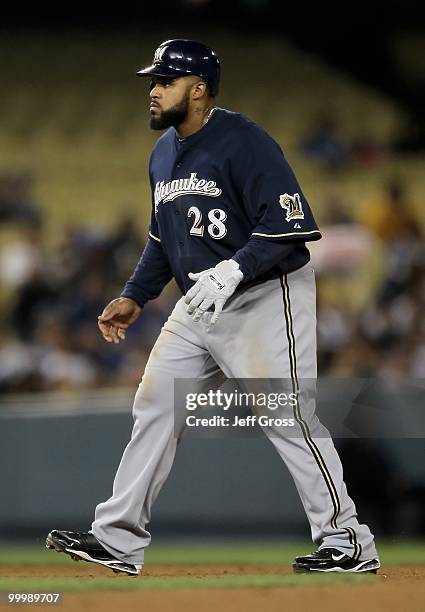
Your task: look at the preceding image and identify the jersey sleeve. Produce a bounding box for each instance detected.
[120,183,173,307]
[148,210,161,244]
[120,204,173,308]
[147,153,162,244]
[120,236,173,308]
[232,125,322,242]
[232,237,298,281]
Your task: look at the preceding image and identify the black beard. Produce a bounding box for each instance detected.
[150,94,189,130]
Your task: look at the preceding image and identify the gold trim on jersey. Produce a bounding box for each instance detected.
[149,231,161,243]
[280,274,361,562]
[251,230,322,239]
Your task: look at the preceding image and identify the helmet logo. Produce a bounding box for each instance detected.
[153,46,166,64]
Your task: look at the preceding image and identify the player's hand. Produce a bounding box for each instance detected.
[184,259,243,325]
[97,297,142,344]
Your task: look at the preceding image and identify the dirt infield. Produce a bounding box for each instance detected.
[1,564,424,612]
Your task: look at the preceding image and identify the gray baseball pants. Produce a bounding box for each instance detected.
[91,262,378,565]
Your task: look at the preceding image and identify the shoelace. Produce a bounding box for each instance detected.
[310,549,334,558]
[71,531,96,546]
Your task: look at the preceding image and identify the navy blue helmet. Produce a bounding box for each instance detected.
[137,39,220,97]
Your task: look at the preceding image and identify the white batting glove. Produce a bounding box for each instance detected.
[184,259,244,324]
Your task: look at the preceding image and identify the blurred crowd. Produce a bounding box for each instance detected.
[0,171,424,394]
[0,176,176,392]
[299,112,388,171]
[315,178,425,379]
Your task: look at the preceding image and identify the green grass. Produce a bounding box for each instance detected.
[0,540,424,567]
[0,540,423,593]
[0,574,374,593]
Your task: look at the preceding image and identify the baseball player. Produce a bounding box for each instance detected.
[46,39,380,576]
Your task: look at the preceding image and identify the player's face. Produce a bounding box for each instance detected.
[149,77,191,130]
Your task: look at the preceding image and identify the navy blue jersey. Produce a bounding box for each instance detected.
[122,108,321,306]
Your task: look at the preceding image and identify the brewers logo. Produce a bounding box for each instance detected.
[153,45,166,64]
[279,193,305,222]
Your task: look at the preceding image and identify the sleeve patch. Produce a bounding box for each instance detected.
[279,193,305,222]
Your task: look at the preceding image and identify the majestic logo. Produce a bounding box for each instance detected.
[154,173,222,212]
[279,193,305,222]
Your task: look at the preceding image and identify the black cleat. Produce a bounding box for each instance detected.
[293,547,380,574]
[45,529,142,576]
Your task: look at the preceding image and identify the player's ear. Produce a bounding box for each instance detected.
[191,80,208,100]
